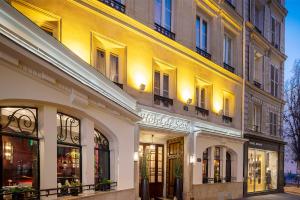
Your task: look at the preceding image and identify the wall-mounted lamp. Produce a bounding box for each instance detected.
[184,98,192,111]
[133,152,139,162]
[4,142,13,163]
[139,83,146,91]
[189,154,196,164]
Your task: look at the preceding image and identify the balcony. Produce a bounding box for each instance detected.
[154,94,173,107]
[223,63,235,73]
[222,115,233,123]
[196,47,212,60]
[224,0,236,10]
[253,80,261,89]
[254,26,262,35]
[99,0,126,13]
[195,106,209,117]
[154,23,176,40]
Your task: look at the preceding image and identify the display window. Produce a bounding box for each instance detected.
[0,107,39,190]
[214,147,221,183]
[247,148,278,193]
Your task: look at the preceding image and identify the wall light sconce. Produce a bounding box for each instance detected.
[133,152,139,162]
[139,83,146,91]
[189,154,196,164]
[184,98,192,111]
[4,142,13,163]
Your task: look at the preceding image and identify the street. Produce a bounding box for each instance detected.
[244,193,300,200]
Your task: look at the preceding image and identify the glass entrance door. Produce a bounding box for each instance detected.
[139,143,164,198]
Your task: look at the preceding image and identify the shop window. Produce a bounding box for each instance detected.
[56,113,81,187]
[202,148,208,184]
[247,148,278,193]
[94,129,110,186]
[214,147,221,183]
[0,107,39,190]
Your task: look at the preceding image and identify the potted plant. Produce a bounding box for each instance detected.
[70,181,81,196]
[174,158,183,200]
[60,184,69,196]
[7,187,35,200]
[99,178,112,191]
[140,152,150,200]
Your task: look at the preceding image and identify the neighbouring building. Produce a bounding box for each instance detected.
[243,0,286,196]
[0,0,286,200]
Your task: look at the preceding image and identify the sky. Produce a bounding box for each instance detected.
[285,0,300,80]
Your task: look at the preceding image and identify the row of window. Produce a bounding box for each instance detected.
[0,107,110,193]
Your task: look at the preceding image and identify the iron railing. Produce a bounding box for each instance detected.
[223,63,235,73]
[154,23,176,40]
[195,106,209,117]
[99,0,126,13]
[253,80,261,88]
[154,94,173,107]
[196,47,212,60]
[224,0,236,10]
[222,115,233,123]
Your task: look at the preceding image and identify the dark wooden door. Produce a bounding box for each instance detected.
[166,137,184,198]
[226,152,231,182]
[139,143,164,198]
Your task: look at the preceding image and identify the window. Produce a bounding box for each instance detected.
[269,112,277,136]
[253,104,262,132]
[223,97,230,116]
[0,107,39,190]
[154,71,161,96]
[96,49,106,74]
[154,71,169,98]
[196,16,208,52]
[202,148,208,183]
[271,17,276,45]
[254,51,263,83]
[57,113,81,187]
[271,17,281,48]
[214,147,221,183]
[196,87,206,109]
[270,65,279,97]
[94,129,110,187]
[155,0,172,31]
[110,54,119,83]
[223,34,232,65]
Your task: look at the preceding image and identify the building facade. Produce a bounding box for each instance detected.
[243,0,286,196]
[0,0,285,199]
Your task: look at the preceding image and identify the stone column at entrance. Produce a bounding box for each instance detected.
[208,146,215,183]
[39,105,57,200]
[81,118,94,189]
[221,147,227,183]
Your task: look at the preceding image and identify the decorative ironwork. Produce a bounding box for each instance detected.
[57,113,80,145]
[113,81,123,89]
[195,106,209,117]
[224,0,236,10]
[253,80,261,88]
[196,47,212,60]
[223,62,235,73]
[222,115,233,123]
[99,0,126,13]
[0,107,38,137]
[254,26,262,34]
[94,129,109,150]
[154,94,173,107]
[154,23,176,40]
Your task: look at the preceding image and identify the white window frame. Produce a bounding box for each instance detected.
[196,86,207,109]
[223,97,230,117]
[154,70,170,98]
[223,33,233,66]
[196,15,209,52]
[154,0,173,31]
[270,64,279,97]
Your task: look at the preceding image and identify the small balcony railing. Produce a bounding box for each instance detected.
[154,94,173,107]
[222,115,233,123]
[254,26,262,35]
[253,80,261,89]
[196,47,212,60]
[154,23,176,40]
[223,63,235,73]
[113,81,123,89]
[195,106,209,117]
[224,0,236,10]
[99,0,126,13]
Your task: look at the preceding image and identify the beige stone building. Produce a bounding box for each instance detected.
[0,0,286,199]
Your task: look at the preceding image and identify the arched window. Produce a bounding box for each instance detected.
[0,107,39,190]
[94,129,110,185]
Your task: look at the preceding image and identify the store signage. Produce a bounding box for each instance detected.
[249,141,278,151]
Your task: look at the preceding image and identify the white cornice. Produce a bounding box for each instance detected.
[0,1,137,114]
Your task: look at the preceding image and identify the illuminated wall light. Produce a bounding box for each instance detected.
[4,142,13,163]
[184,98,192,111]
[139,83,146,91]
[189,154,196,164]
[135,72,147,91]
[213,101,222,114]
[133,152,139,162]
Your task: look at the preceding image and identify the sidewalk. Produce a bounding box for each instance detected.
[285,185,300,195]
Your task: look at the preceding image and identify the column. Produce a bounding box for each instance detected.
[193,133,201,185]
[81,118,94,189]
[39,105,57,200]
[134,125,140,200]
[208,146,215,183]
[221,147,227,183]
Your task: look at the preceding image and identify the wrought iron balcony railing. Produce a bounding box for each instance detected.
[253,80,261,89]
[113,81,123,89]
[154,23,176,40]
[99,0,126,13]
[154,94,173,107]
[223,62,235,73]
[254,26,262,35]
[195,106,209,117]
[222,115,233,123]
[196,47,212,60]
[224,0,236,10]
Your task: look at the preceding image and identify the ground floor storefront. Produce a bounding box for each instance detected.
[243,134,285,197]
